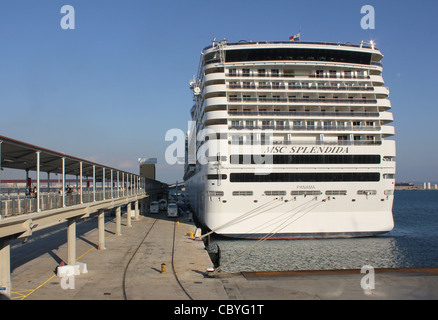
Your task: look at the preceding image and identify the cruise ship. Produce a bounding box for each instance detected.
[184,39,395,239]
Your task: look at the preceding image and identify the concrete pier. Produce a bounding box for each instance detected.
[6,210,438,301]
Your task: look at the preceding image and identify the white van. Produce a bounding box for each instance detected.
[159,199,167,211]
[167,203,178,218]
[150,201,159,214]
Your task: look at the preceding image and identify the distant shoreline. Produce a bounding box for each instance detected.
[395,186,437,191]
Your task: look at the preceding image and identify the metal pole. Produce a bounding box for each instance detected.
[36,151,41,212]
[111,169,113,199]
[79,162,83,204]
[102,167,105,200]
[62,157,65,207]
[117,171,120,199]
[93,165,96,202]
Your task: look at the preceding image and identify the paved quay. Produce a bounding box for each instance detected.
[7,211,438,301]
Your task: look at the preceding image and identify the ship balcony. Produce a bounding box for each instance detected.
[202,110,229,123]
[229,139,383,146]
[203,84,227,96]
[228,124,382,132]
[374,86,389,97]
[227,110,380,118]
[204,72,226,83]
[227,96,379,106]
[369,75,384,85]
[379,111,394,124]
[203,96,227,108]
[381,125,395,137]
[376,99,391,110]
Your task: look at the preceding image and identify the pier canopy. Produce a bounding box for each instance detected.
[0,134,142,186]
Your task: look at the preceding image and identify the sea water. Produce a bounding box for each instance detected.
[208,190,438,273]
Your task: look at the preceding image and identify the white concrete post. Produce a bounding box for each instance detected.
[98,209,105,250]
[0,238,11,298]
[127,203,132,227]
[116,207,122,236]
[134,200,139,221]
[67,217,76,266]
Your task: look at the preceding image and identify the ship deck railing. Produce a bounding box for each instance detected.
[229,140,382,146]
[228,111,380,117]
[229,125,381,131]
[228,97,378,104]
[203,40,377,52]
[229,85,376,91]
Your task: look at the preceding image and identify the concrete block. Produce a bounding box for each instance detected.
[76,262,88,274]
[57,265,80,277]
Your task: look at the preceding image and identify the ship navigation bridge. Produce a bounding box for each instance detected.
[0,135,149,298]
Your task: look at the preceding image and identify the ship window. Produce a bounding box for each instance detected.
[242,69,250,77]
[246,120,255,128]
[229,69,237,76]
[325,190,347,195]
[271,69,279,77]
[291,190,322,196]
[230,172,380,183]
[232,191,254,196]
[264,190,286,196]
[229,154,381,165]
[208,191,224,196]
[284,69,295,77]
[357,190,377,195]
[225,48,372,65]
[206,174,227,180]
[258,69,266,77]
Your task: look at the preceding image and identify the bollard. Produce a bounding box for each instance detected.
[189,231,194,238]
[177,221,179,226]
[161,263,166,274]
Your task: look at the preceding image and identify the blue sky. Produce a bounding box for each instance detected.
[0,0,437,184]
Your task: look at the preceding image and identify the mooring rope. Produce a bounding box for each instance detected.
[212,198,327,274]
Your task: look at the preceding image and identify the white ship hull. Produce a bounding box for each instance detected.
[186,164,394,239]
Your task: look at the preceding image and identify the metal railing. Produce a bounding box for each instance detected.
[230,140,382,146]
[0,188,145,219]
[228,111,380,117]
[228,97,378,104]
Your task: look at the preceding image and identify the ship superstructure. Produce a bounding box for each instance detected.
[184,39,395,239]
